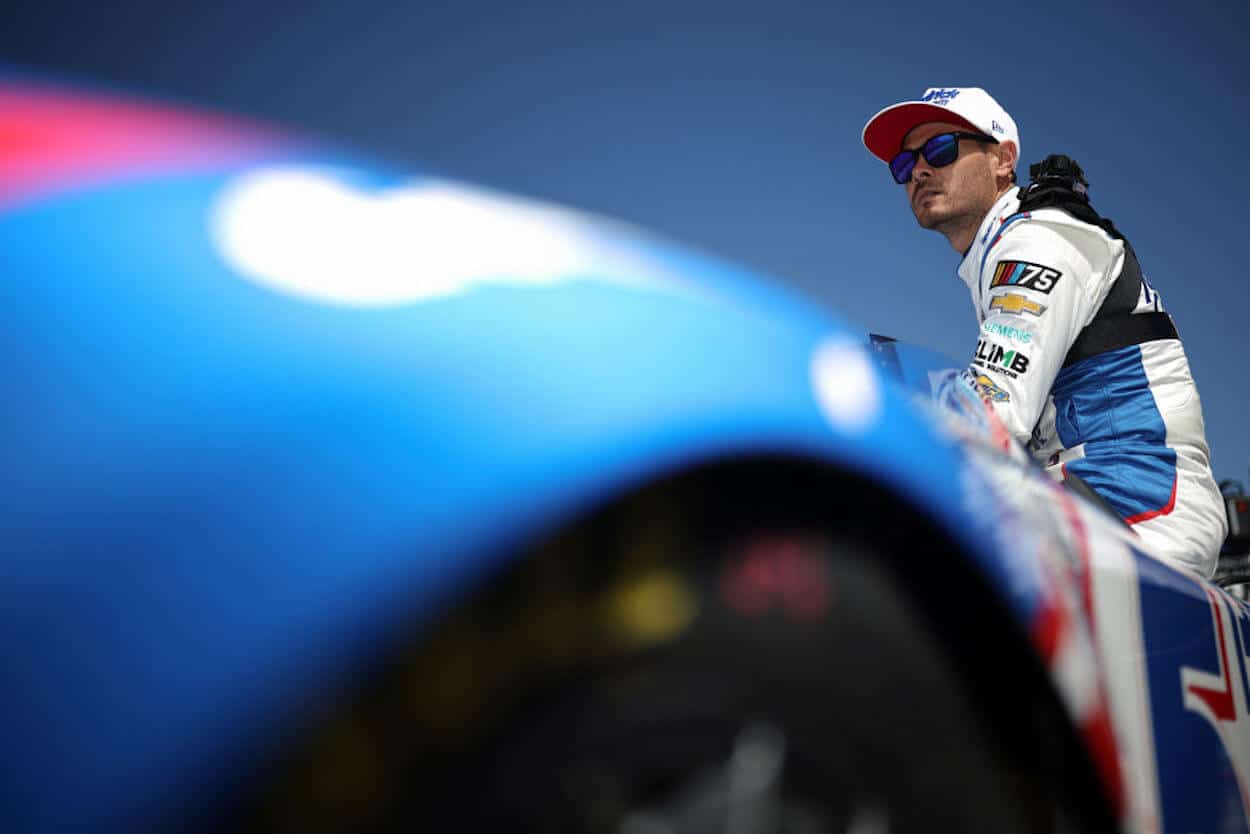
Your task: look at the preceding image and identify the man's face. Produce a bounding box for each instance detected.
[901,121,1002,233]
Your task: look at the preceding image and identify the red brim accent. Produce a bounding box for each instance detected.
[861,102,981,163]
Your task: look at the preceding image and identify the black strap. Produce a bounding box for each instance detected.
[1062,311,1178,368]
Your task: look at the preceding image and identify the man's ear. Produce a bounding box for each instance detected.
[997,140,1019,181]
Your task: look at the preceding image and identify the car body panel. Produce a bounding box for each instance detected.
[1,77,1245,833]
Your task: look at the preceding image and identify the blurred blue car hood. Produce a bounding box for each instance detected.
[1,77,1000,833]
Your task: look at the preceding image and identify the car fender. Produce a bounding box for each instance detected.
[1,76,1114,832]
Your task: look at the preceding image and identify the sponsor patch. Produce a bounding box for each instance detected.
[989,292,1047,317]
[972,373,1010,402]
[921,87,960,105]
[981,319,1033,344]
[990,260,1063,293]
[974,338,1031,378]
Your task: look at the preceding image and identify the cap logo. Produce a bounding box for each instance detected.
[920,88,961,106]
[992,120,1004,134]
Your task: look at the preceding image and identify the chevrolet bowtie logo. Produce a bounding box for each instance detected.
[990,293,1047,317]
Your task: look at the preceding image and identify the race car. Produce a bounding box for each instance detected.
[2,75,1247,834]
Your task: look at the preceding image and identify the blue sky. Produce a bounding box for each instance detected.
[5,0,1248,483]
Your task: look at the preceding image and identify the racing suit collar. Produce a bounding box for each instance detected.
[958,186,1022,291]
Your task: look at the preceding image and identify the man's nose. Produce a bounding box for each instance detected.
[911,155,935,179]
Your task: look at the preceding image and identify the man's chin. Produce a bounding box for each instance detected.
[912,206,946,230]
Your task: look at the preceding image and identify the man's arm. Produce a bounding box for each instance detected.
[969,215,1120,448]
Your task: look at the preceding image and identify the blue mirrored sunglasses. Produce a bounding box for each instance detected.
[889,131,997,184]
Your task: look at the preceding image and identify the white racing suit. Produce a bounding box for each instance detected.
[957,187,1227,576]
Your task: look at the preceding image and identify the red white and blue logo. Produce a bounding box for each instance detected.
[990,260,1063,294]
[1181,588,1250,818]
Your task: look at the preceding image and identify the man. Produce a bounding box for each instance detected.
[862,87,1227,576]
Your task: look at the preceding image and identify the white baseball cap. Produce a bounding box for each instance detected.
[862,87,1020,166]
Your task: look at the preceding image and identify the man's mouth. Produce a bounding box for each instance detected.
[913,187,939,207]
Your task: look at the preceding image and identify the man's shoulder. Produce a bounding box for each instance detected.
[972,208,1123,300]
[960,189,1118,289]
[996,205,1121,263]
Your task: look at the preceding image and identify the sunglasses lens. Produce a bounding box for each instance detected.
[924,133,960,167]
[889,152,916,184]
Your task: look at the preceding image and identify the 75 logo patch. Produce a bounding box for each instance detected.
[990,260,1062,293]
